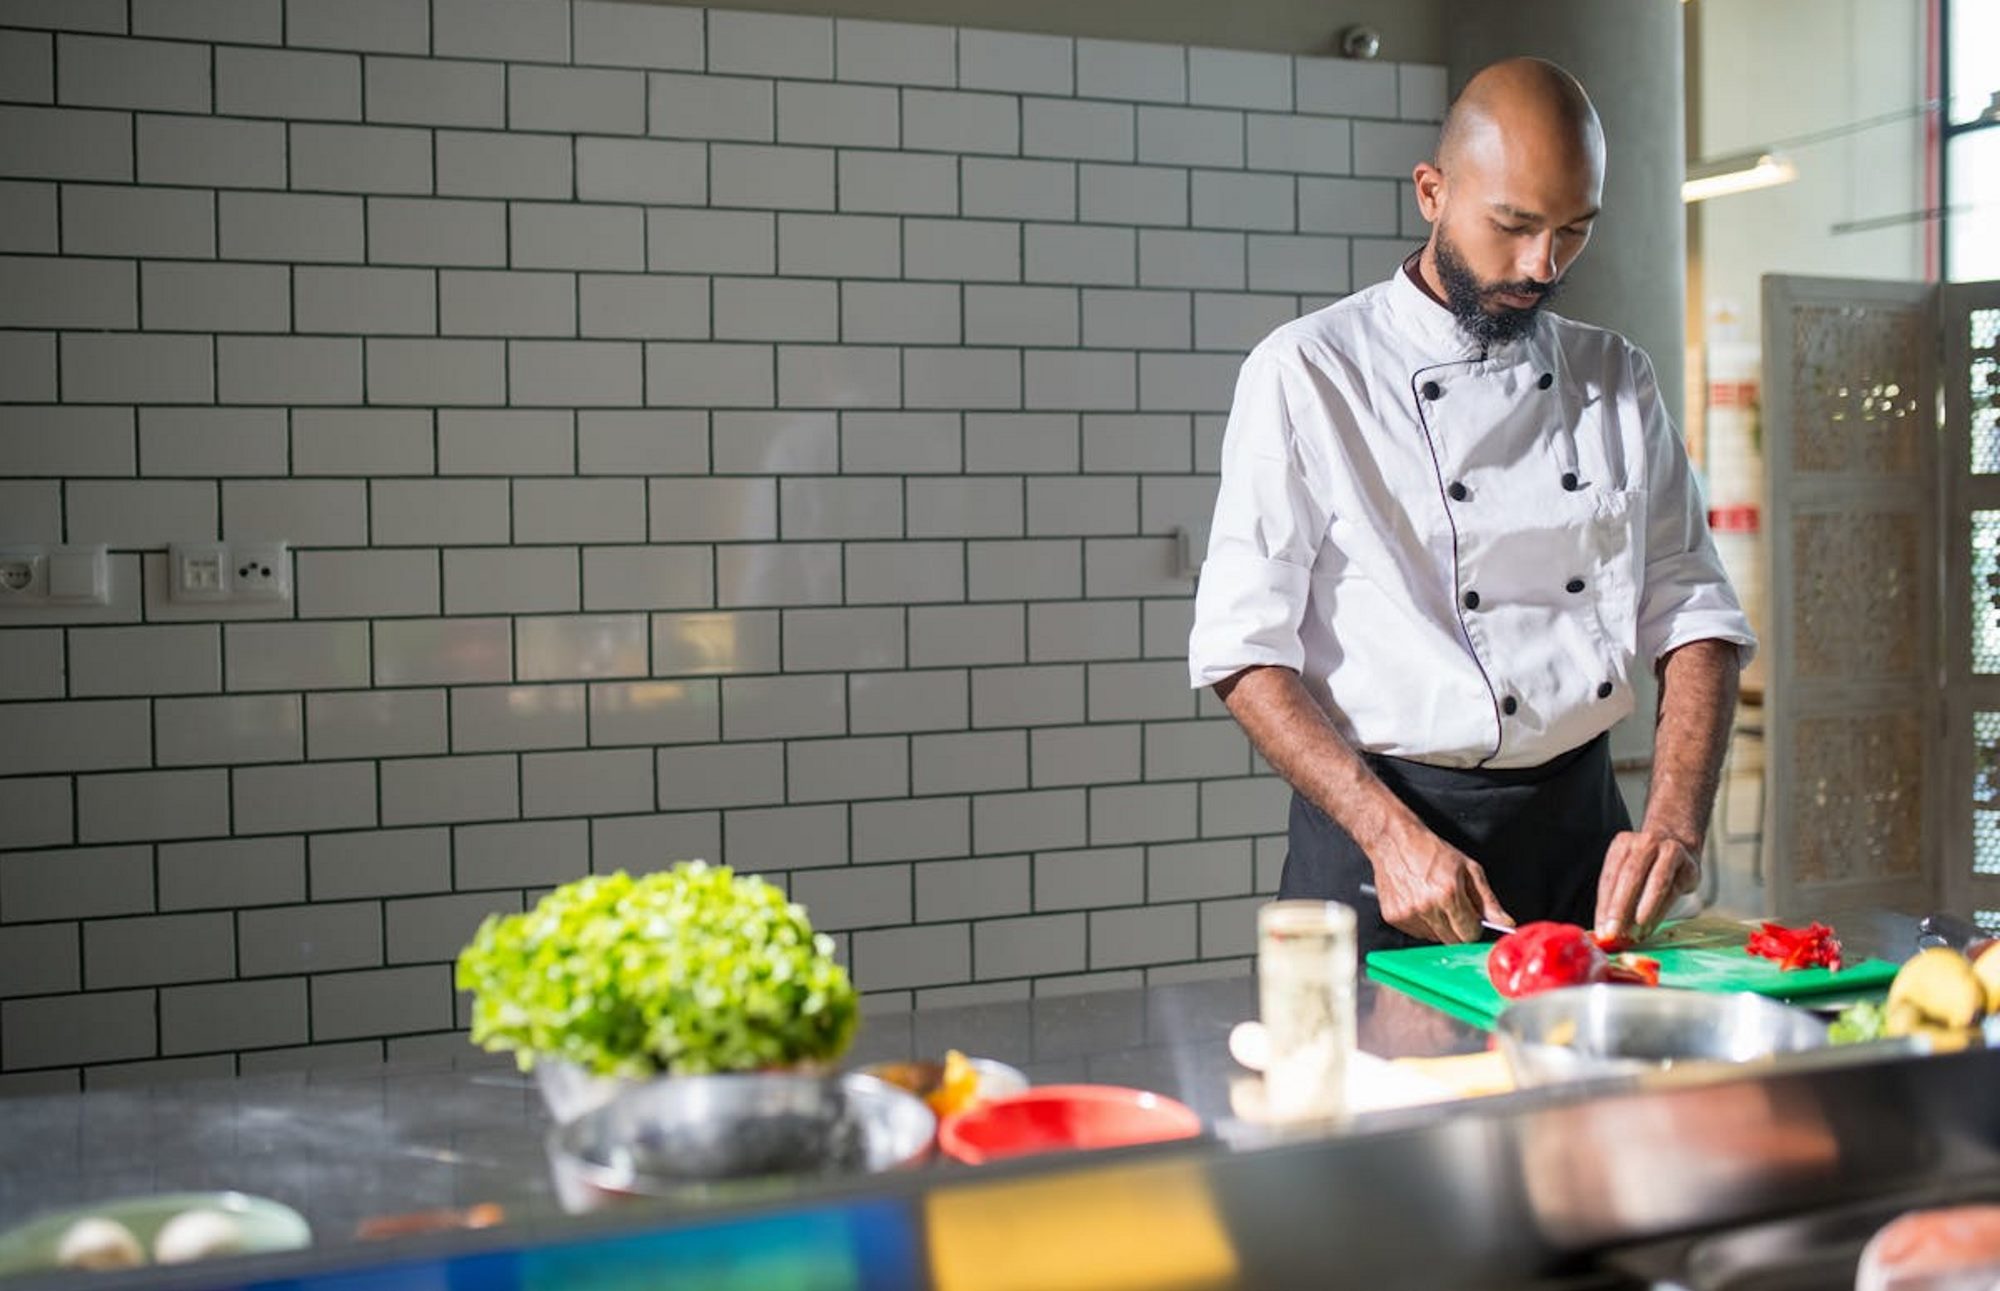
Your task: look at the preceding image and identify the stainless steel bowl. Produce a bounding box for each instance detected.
[1494,986,1829,1087]
[533,1059,634,1125]
[546,1072,935,1213]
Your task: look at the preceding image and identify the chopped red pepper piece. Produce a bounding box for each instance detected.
[1743,920,1843,971]
[1601,954,1661,987]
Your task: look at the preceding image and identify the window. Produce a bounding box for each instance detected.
[1945,0,2000,280]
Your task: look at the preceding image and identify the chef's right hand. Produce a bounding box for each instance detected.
[1372,828,1513,944]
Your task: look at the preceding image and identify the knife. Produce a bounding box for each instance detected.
[1916,912,1983,953]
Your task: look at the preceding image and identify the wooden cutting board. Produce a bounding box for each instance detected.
[1366,916,1901,1028]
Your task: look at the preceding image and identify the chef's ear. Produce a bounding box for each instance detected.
[1413,162,1446,221]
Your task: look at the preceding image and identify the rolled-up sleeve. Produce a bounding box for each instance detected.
[1188,349,1331,689]
[1629,348,1759,668]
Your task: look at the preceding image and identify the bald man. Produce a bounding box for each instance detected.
[1188,59,1754,955]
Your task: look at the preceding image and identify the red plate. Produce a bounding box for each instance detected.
[937,1084,1203,1165]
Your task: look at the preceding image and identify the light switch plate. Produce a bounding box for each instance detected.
[46,545,107,603]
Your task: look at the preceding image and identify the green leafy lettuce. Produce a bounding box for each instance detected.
[455,863,859,1078]
[1827,998,1889,1045]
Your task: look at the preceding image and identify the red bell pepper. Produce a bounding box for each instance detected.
[1487,922,1606,998]
[1744,920,1843,971]
[1488,922,1666,998]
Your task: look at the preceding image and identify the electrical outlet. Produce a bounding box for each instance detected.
[0,549,46,598]
[231,542,291,602]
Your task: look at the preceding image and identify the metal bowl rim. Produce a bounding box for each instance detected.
[547,1069,936,1198]
[1493,984,1830,1084]
[1495,984,1832,1033]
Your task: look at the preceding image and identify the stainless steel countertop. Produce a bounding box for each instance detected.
[0,910,1935,1267]
[0,967,1486,1242]
[0,977,1185,1233]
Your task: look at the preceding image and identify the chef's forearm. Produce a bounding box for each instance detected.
[1214,665,1423,854]
[1641,639,1739,851]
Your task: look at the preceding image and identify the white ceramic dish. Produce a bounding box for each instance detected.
[855,1056,1030,1109]
[0,1191,310,1277]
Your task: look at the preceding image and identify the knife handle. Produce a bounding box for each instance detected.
[1916,912,1981,953]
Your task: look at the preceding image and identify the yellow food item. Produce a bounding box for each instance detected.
[926,1050,981,1118]
[1884,999,1927,1038]
[1886,948,1986,1032]
[1391,1051,1514,1098]
[1918,1026,1979,1053]
[1972,941,2000,1016]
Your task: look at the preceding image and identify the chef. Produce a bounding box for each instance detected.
[1188,58,1755,956]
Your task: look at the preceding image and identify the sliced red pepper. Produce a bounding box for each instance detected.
[1744,919,1843,971]
[1601,954,1661,987]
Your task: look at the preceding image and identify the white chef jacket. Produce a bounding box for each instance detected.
[1188,265,1756,770]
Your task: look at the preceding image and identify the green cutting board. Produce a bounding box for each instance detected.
[1366,916,1901,1028]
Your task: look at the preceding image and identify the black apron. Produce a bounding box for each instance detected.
[1277,732,1630,956]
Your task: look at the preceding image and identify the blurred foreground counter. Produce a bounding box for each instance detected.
[3,914,1997,1290]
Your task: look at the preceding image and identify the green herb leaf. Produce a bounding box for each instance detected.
[454,863,859,1077]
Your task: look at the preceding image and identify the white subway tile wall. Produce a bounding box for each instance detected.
[0,0,1442,1084]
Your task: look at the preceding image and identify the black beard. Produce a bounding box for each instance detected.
[1433,231,1562,346]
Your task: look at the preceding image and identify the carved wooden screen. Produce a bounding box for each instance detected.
[1942,280,2000,937]
[1761,277,1939,919]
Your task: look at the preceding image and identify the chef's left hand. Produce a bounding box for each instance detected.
[1595,829,1700,945]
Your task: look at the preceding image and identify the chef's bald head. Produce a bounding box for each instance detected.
[1436,58,1605,185]
[1412,58,1604,344]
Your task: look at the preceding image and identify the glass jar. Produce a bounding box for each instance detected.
[1257,899,1357,1124]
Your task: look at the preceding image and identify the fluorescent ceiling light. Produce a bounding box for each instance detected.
[1682,150,1798,203]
